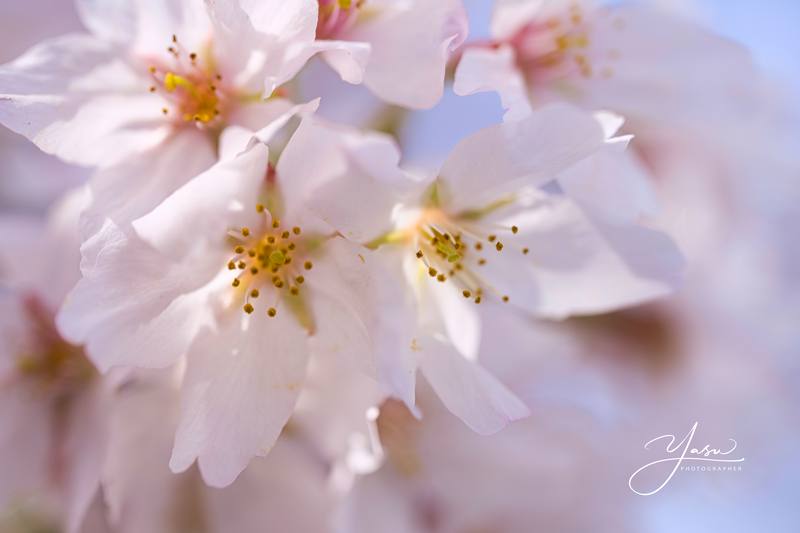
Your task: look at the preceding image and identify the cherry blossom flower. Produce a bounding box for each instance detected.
[312,0,468,108]
[454,0,756,128]
[0,0,322,231]
[98,369,337,533]
[338,309,635,533]
[56,104,416,487]
[300,103,683,434]
[0,189,107,533]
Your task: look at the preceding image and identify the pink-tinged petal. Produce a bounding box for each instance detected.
[504,197,684,318]
[169,309,310,488]
[56,221,218,371]
[82,129,216,238]
[347,0,468,108]
[418,335,530,435]
[132,143,267,259]
[308,240,418,410]
[454,45,533,121]
[558,134,659,226]
[0,34,168,167]
[439,104,605,212]
[277,117,405,241]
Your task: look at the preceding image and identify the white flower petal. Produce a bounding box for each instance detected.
[558,137,659,226]
[349,0,468,108]
[0,34,168,167]
[82,128,216,238]
[169,309,310,487]
[308,239,418,410]
[308,39,372,85]
[505,197,684,318]
[453,45,533,121]
[418,335,530,435]
[439,104,605,212]
[582,5,757,132]
[132,143,267,259]
[277,117,404,242]
[56,220,218,371]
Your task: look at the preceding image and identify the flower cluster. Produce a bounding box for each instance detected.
[1,0,794,531]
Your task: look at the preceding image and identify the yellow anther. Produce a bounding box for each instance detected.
[478,259,487,266]
[474,296,482,304]
[267,236,276,244]
[281,231,290,239]
[428,267,437,277]
[290,286,299,295]
[502,296,510,303]
[475,242,483,251]
[241,227,250,237]
[243,303,254,314]
[488,235,497,242]
[232,279,240,287]
[228,261,236,270]
[234,245,245,254]
[522,248,530,255]
[304,261,313,271]
[462,290,472,298]
[416,250,424,258]
[496,242,504,251]
[511,226,519,234]
[295,276,305,285]
[272,219,281,229]
[267,307,277,317]
[437,274,446,282]
[256,204,265,213]
[250,289,260,298]
[250,267,259,275]
[274,279,284,288]
[288,243,296,251]
[237,261,246,269]
[292,227,301,235]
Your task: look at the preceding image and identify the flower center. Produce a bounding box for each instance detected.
[316,0,366,39]
[148,35,225,125]
[15,295,95,392]
[509,3,619,83]
[225,203,315,318]
[411,210,521,304]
